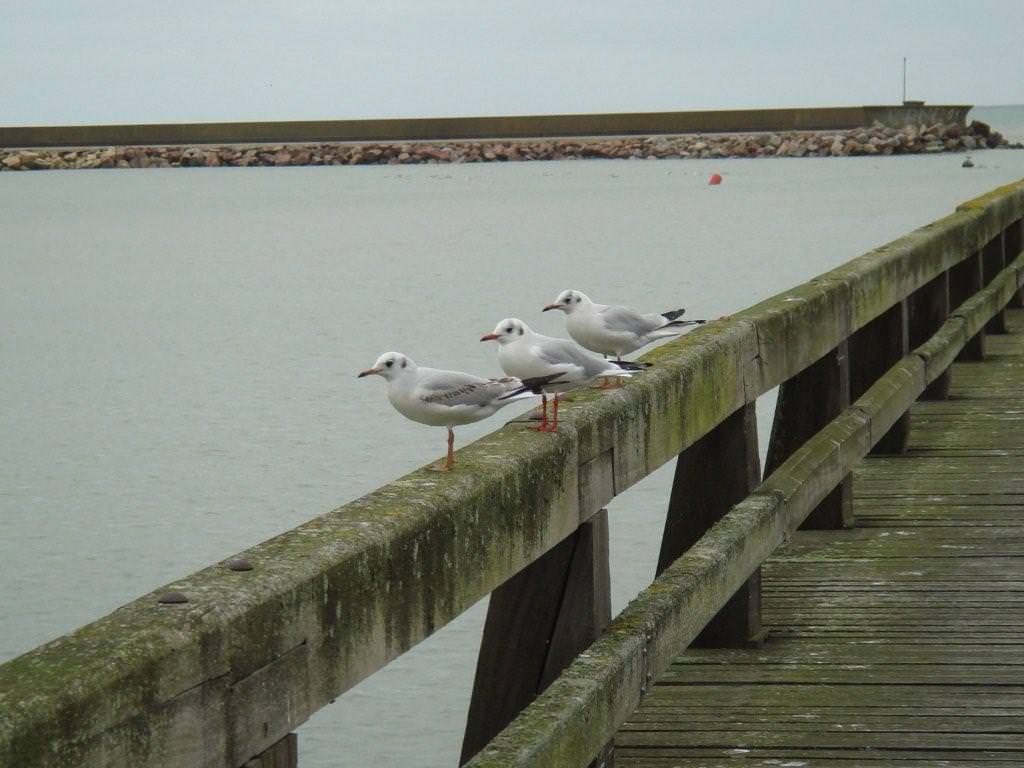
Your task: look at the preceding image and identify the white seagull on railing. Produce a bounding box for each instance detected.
[543,289,705,360]
[480,318,647,431]
[358,352,558,470]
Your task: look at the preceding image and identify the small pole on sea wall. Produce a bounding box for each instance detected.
[902,57,907,103]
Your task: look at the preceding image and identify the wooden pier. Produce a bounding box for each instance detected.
[1,180,1022,768]
[616,311,1024,766]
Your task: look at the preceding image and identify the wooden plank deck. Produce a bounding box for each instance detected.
[614,308,1024,768]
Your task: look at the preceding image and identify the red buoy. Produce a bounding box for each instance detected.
[708,173,723,185]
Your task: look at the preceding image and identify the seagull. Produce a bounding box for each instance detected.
[480,318,647,431]
[358,352,557,470]
[543,289,705,361]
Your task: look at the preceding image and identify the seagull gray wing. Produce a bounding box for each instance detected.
[597,305,664,336]
[417,369,520,407]
[533,337,610,378]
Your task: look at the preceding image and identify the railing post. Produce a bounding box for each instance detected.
[657,402,763,647]
[982,233,1008,334]
[951,251,986,360]
[460,510,611,766]
[908,271,952,400]
[849,300,910,453]
[764,341,853,529]
[244,734,297,768]
[1008,219,1023,309]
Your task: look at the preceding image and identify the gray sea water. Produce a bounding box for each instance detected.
[3,147,1024,767]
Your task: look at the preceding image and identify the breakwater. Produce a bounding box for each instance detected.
[0,120,1016,172]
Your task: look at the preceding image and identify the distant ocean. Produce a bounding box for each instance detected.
[971,104,1024,144]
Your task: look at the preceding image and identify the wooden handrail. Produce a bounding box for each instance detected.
[466,250,1024,768]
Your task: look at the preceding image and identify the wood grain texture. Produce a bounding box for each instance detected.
[461,512,611,765]
[908,271,952,399]
[983,232,1009,333]
[849,301,911,454]
[951,250,986,359]
[765,342,853,529]
[658,403,762,647]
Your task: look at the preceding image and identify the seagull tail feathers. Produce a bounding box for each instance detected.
[499,373,567,399]
[611,360,652,371]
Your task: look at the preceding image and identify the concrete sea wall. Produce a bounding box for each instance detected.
[0,105,972,149]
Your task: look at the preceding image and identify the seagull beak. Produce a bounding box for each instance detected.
[479,333,499,342]
[357,367,380,378]
[542,303,561,312]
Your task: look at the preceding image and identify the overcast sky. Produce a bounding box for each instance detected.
[2,1,1021,126]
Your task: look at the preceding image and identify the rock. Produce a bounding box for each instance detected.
[941,123,963,139]
[969,120,991,137]
[2,154,21,169]
[962,136,977,150]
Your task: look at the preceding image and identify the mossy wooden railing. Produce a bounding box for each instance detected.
[1,180,1022,768]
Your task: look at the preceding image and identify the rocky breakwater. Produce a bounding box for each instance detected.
[1,120,1016,171]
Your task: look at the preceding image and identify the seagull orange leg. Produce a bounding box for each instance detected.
[445,427,455,470]
[530,393,549,431]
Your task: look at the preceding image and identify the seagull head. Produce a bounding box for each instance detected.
[480,318,529,345]
[543,289,590,315]
[358,352,415,381]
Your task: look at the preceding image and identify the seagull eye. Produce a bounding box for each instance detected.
[505,326,513,333]
[385,360,394,368]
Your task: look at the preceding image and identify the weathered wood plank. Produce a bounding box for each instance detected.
[658,403,762,647]
[1007,218,1023,308]
[461,512,611,765]
[951,250,987,359]
[983,232,1009,333]
[616,730,1024,750]
[244,734,297,768]
[765,342,852,529]
[909,270,952,398]
[849,301,911,453]
[617,757,1024,768]
[617,750,1024,765]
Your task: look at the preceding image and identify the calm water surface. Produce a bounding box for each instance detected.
[3,151,1024,766]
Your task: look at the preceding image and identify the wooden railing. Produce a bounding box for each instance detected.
[0,179,1021,768]
[465,186,1024,767]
